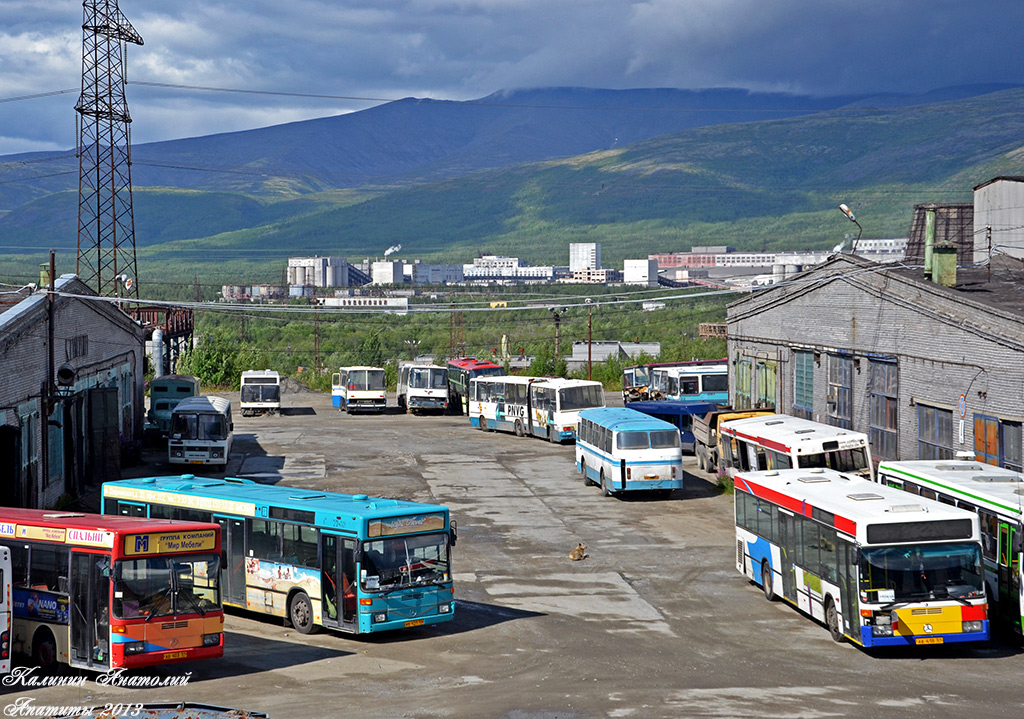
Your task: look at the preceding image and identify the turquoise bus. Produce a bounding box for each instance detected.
[102,475,456,636]
[575,407,683,497]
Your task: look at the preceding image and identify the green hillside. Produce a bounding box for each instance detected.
[7,87,1024,286]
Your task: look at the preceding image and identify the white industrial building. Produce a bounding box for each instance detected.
[569,243,601,273]
[463,255,554,282]
[974,176,1024,265]
[371,260,406,285]
[287,256,364,287]
[623,259,659,286]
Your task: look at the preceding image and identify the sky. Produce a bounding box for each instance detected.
[2,0,1023,156]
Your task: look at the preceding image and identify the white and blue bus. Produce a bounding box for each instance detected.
[333,366,387,414]
[397,364,449,414]
[651,359,728,404]
[103,475,457,636]
[529,378,604,443]
[468,376,535,435]
[734,467,988,647]
[576,407,683,497]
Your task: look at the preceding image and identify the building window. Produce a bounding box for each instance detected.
[868,359,898,460]
[792,351,813,420]
[755,360,777,410]
[917,404,953,460]
[735,357,752,408]
[826,354,852,429]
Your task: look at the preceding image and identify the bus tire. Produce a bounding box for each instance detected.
[514,419,525,437]
[289,591,316,635]
[600,470,611,497]
[581,460,593,486]
[761,561,775,601]
[826,598,844,643]
[33,628,57,668]
[479,416,489,431]
[547,426,558,444]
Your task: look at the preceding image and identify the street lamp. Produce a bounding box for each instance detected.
[839,203,862,254]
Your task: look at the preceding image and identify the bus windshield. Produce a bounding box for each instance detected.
[171,413,229,440]
[349,370,385,391]
[559,385,604,412]
[241,384,280,403]
[361,533,450,592]
[469,366,504,379]
[617,430,681,450]
[113,554,222,620]
[859,542,984,603]
[799,447,868,474]
[410,368,448,389]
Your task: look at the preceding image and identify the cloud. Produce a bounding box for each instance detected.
[1,0,1023,154]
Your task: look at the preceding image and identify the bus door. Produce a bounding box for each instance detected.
[0,547,9,674]
[778,510,797,601]
[997,522,1023,627]
[215,516,246,607]
[320,533,357,630]
[69,551,111,671]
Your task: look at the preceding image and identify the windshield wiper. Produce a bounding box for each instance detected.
[177,590,207,615]
[145,586,175,622]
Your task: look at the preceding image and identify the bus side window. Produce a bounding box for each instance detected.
[250,519,284,562]
[979,511,998,560]
[10,544,28,587]
[755,447,768,471]
[736,442,752,472]
[29,543,67,592]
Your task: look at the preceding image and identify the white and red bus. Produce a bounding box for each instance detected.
[446,357,504,415]
[735,467,988,647]
[718,413,873,480]
[4,509,223,671]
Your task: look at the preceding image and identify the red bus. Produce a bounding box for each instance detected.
[3,509,223,671]
[446,357,504,415]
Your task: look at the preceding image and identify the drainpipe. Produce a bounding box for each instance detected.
[923,208,936,280]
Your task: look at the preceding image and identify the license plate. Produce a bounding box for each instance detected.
[915,636,943,645]
[189,460,204,465]
[404,619,425,628]
[163,651,188,659]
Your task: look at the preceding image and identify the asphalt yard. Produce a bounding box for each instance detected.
[12,388,1024,719]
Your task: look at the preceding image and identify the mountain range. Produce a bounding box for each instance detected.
[1,84,1022,282]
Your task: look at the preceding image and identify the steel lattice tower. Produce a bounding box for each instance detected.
[75,0,143,298]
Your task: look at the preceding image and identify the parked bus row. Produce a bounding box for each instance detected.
[467,376,605,443]
[0,473,459,674]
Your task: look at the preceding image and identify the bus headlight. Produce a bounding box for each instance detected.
[124,641,146,655]
[211,450,222,459]
[438,603,451,613]
[372,612,388,623]
[872,625,893,637]
[963,620,983,633]
[203,633,221,647]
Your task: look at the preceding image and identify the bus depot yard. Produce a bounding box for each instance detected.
[11,390,1024,719]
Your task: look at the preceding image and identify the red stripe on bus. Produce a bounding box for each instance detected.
[722,429,790,455]
[745,478,856,536]
[834,515,857,537]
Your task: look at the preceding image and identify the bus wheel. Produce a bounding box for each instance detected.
[33,628,57,668]
[761,561,775,601]
[514,419,525,437]
[289,592,316,635]
[600,470,611,497]
[826,598,844,643]
[547,426,558,444]
[479,416,489,431]
[581,460,592,486]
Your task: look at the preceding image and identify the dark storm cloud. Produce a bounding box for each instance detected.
[1,0,1022,154]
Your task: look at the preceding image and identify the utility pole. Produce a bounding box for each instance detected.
[40,250,56,508]
[549,307,566,363]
